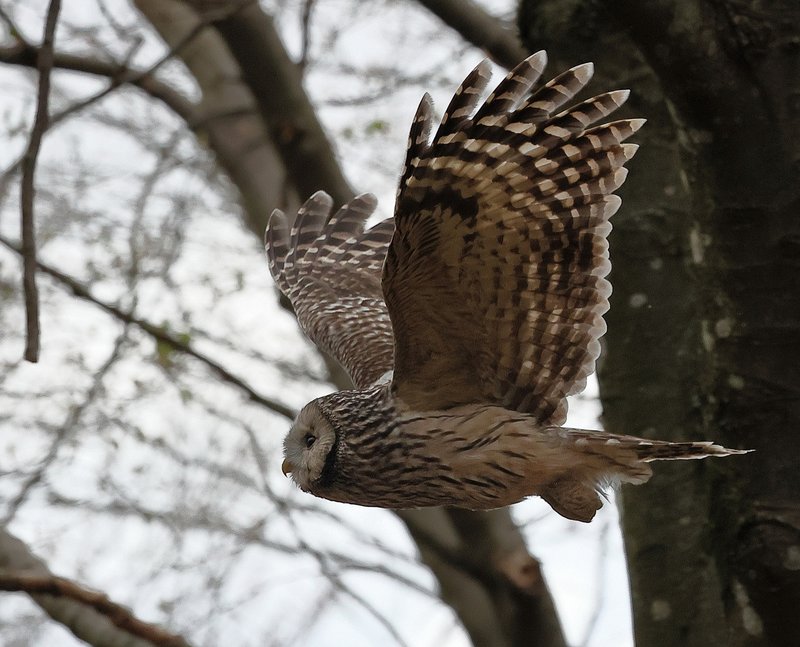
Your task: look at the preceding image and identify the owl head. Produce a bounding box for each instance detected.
[282,399,338,493]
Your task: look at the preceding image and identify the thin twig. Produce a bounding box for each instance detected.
[0,0,255,192]
[0,43,199,124]
[0,234,295,419]
[0,571,192,647]
[415,0,529,70]
[46,485,435,605]
[298,0,316,75]
[94,0,140,44]
[0,5,31,47]
[37,5,222,128]
[334,576,410,647]
[19,0,60,362]
[1,332,128,526]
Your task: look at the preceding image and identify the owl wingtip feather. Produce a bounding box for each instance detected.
[304,190,334,210]
[527,49,547,69]
[622,143,640,161]
[265,209,288,242]
[629,118,647,133]
[572,61,594,84]
[353,192,378,207]
[610,88,630,106]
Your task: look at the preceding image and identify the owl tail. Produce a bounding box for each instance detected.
[633,439,752,462]
[540,430,751,522]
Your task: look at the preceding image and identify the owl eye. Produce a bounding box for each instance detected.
[304,433,316,448]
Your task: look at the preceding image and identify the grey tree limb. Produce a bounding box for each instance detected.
[0,43,198,124]
[185,0,355,207]
[415,0,529,70]
[133,0,300,236]
[0,528,191,647]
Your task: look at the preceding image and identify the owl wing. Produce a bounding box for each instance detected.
[383,52,643,424]
[265,192,395,389]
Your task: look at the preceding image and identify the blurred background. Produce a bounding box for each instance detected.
[0,1,797,647]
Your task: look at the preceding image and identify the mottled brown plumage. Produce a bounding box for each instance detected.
[266,52,749,522]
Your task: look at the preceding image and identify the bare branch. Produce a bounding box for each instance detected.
[0,43,199,124]
[0,572,191,647]
[1,332,128,526]
[0,529,191,647]
[0,5,31,47]
[415,0,529,69]
[194,0,355,205]
[0,0,255,193]
[298,0,316,74]
[1,1,295,240]
[0,234,295,420]
[44,1,237,125]
[94,0,142,45]
[19,0,61,362]
[45,489,433,598]
[135,0,294,237]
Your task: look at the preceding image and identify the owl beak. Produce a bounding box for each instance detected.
[281,458,294,477]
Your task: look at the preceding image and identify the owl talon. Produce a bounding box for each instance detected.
[541,478,602,523]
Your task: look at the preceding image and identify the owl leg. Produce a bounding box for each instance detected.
[540,478,603,523]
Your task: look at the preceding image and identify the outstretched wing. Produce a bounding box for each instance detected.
[266,192,395,389]
[383,52,643,424]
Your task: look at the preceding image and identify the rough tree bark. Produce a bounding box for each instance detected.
[519,2,800,646]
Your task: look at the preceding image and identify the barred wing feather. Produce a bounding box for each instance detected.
[383,51,643,424]
[265,192,395,389]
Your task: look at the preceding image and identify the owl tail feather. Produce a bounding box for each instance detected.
[634,440,753,462]
[541,429,752,522]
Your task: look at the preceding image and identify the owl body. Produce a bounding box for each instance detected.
[284,386,740,521]
[289,386,560,510]
[268,52,749,522]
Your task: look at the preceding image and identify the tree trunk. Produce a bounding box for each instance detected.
[519,1,800,645]
[134,0,300,235]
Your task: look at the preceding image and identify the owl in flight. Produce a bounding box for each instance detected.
[266,52,747,522]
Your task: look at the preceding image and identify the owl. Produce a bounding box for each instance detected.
[265,52,748,522]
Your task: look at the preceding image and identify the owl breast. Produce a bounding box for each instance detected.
[310,389,743,521]
[316,395,558,510]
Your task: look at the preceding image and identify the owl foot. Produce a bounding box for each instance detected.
[541,478,603,522]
